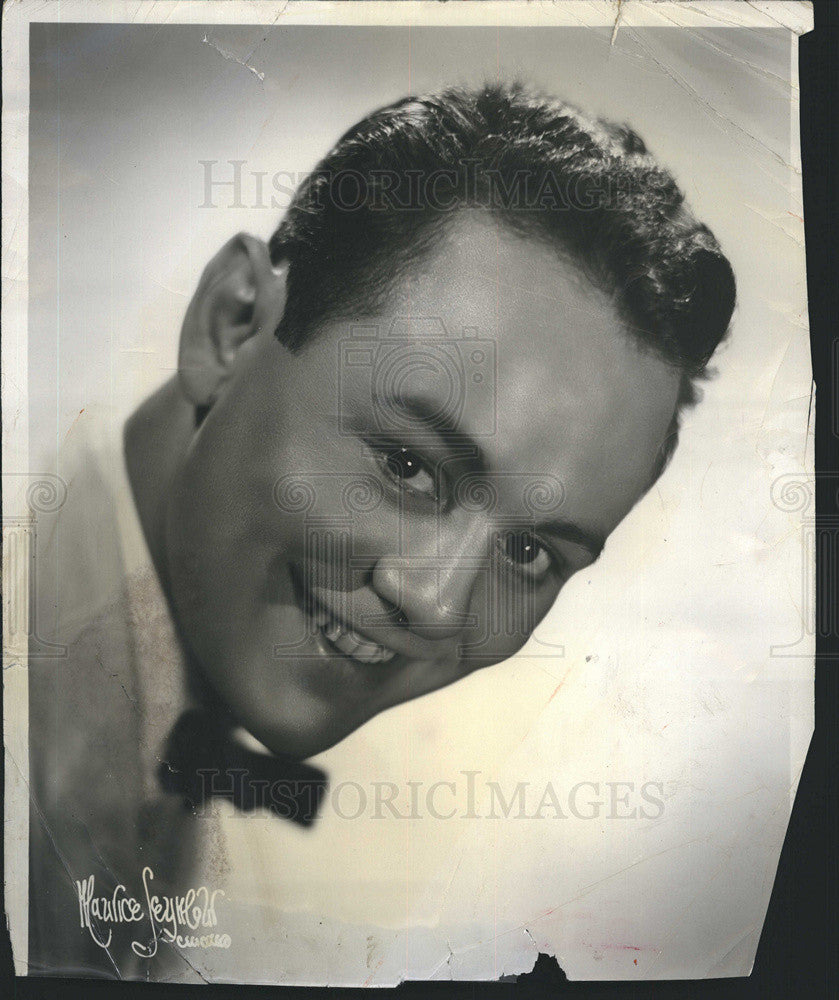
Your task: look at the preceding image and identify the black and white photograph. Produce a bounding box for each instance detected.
[2,0,820,987]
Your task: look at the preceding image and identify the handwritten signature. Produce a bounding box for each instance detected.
[75,867,230,956]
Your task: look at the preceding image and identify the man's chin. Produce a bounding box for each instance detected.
[228,685,374,761]
[246,716,362,762]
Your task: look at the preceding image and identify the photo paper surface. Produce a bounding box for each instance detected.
[2,0,815,984]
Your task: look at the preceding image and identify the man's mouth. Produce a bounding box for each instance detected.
[290,564,400,666]
[306,600,397,665]
[319,619,397,665]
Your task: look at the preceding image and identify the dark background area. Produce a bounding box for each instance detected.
[4,1,837,998]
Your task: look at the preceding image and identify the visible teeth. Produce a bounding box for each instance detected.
[320,620,396,664]
[312,605,330,629]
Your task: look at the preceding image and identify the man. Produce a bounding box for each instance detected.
[29,83,735,978]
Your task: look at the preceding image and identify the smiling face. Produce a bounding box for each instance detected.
[164,214,682,759]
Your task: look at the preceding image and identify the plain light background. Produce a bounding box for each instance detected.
[24,20,812,982]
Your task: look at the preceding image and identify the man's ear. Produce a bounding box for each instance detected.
[178,232,287,407]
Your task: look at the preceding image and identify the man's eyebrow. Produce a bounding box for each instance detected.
[537,520,605,560]
[381,393,489,473]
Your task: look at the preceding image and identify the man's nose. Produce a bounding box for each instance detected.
[370,520,488,640]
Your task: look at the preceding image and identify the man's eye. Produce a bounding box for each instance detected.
[379,446,437,499]
[499,530,553,580]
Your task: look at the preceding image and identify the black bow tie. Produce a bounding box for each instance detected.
[158,709,327,827]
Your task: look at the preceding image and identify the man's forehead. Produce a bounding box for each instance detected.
[375,213,680,422]
[304,211,681,524]
[355,214,683,512]
[386,210,604,320]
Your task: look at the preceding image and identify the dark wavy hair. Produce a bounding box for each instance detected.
[269,83,736,481]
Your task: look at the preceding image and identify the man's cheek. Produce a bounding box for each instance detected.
[490,575,552,636]
[465,584,558,662]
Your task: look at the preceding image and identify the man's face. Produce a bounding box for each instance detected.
[165,214,682,759]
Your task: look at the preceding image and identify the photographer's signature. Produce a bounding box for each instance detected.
[75,867,230,955]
